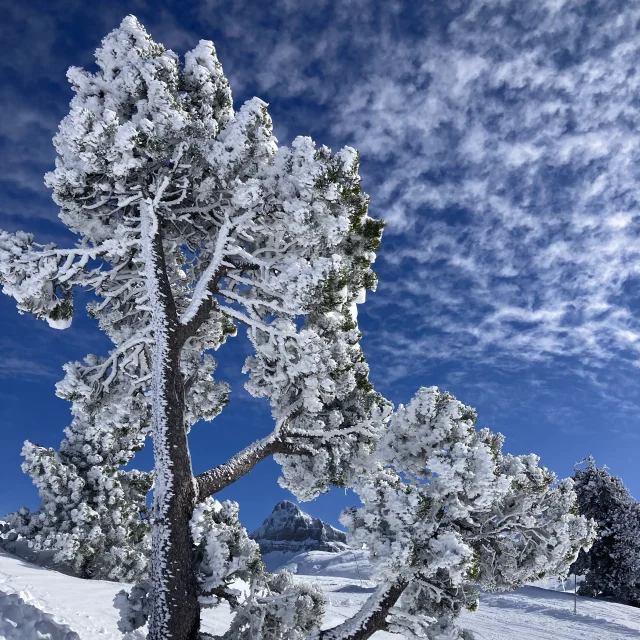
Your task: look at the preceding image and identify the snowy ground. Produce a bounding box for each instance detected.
[1,547,640,639]
[459,586,640,640]
[262,548,372,579]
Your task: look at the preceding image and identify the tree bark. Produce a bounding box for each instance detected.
[195,434,290,501]
[148,339,200,640]
[144,203,200,640]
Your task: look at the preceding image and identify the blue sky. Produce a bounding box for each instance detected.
[2,0,640,532]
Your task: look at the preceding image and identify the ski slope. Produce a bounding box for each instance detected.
[459,586,640,639]
[1,548,640,639]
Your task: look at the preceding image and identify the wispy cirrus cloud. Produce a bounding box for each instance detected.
[0,356,58,380]
[4,0,640,410]
[190,1,640,395]
[318,2,640,391]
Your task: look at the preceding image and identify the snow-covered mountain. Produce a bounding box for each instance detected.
[251,501,349,556]
[251,501,354,572]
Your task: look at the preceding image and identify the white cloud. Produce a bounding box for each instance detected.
[299,1,640,397]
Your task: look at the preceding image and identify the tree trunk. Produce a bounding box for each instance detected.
[143,202,201,640]
[148,340,200,640]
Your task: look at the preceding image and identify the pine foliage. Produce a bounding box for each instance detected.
[340,387,596,639]
[571,458,640,606]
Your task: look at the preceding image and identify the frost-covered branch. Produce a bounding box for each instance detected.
[0,231,115,327]
[195,432,310,501]
[315,580,408,640]
[180,215,233,325]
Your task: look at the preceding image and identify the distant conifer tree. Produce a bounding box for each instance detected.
[571,458,640,606]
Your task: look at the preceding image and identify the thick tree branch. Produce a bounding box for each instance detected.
[195,434,296,501]
[316,579,408,640]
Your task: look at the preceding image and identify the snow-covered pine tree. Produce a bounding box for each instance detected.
[335,387,596,640]
[0,16,594,640]
[0,16,385,639]
[4,390,152,581]
[571,458,640,606]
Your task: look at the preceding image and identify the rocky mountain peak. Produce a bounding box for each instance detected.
[250,501,348,555]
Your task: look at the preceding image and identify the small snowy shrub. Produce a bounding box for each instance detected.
[190,499,263,607]
[114,580,151,633]
[223,571,324,640]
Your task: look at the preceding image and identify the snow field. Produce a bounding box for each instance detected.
[460,587,640,640]
[0,590,80,640]
[262,549,372,579]
[3,547,640,640]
